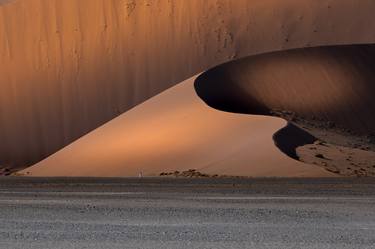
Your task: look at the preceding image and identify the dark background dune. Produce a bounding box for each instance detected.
[2,0,375,170]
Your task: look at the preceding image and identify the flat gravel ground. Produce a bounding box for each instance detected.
[0,177,374,249]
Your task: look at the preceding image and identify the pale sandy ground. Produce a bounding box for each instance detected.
[2,0,375,169]
[22,76,332,177]
[298,142,375,177]
[273,110,375,177]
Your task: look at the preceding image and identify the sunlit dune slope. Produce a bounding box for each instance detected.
[24,76,333,177]
[26,44,375,177]
[2,0,375,170]
[195,44,375,135]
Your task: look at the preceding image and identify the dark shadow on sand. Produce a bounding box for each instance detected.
[194,44,375,162]
[273,123,317,160]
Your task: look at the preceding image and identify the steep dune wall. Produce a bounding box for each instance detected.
[2,0,375,169]
[195,45,375,134]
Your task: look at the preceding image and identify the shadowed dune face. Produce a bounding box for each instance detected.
[195,45,375,135]
[2,0,375,170]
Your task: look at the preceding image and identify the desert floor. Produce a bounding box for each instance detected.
[0,177,375,249]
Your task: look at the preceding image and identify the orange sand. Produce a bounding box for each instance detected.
[2,0,375,169]
[24,76,333,177]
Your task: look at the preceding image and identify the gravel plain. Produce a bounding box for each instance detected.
[0,177,374,249]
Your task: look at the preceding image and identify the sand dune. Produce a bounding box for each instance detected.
[26,45,375,176]
[195,44,375,176]
[25,44,375,177]
[2,0,375,171]
[23,76,332,177]
[195,45,375,135]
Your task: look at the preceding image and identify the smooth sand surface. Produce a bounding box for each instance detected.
[23,76,332,177]
[2,0,375,169]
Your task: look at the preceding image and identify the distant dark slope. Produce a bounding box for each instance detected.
[195,45,375,135]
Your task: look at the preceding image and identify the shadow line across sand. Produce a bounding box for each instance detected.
[194,44,375,163]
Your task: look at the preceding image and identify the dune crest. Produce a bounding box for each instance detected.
[195,45,375,134]
[23,76,333,177]
[20,43,375,177]
[195,44,375,176]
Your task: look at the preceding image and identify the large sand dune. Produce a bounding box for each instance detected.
[23,44,375,177]
[2,0,375,171]
[24,76,332,177]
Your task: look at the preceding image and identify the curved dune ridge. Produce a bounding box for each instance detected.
[195,44,375,176]
[22,76,333,177]
[23,44,375,177]
[195,44,375,134]
[2,0,375,172]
